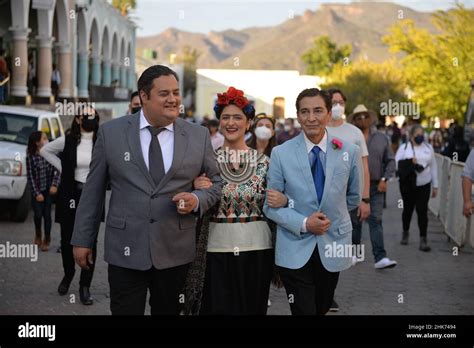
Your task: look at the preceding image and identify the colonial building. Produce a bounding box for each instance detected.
[0,0,136,104]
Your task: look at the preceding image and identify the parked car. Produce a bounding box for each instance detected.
[0,106,64,222]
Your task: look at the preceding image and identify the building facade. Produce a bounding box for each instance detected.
[0,0,136,104]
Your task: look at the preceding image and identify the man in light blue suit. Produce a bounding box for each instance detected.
[264,88,361,315]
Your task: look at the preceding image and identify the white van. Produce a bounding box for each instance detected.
[0,106,64,222]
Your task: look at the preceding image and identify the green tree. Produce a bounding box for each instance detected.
[321,59,407,117]
[383,3,474,122]
[302,36,352,76]
[112,0,136,16]
[175,46,201,98]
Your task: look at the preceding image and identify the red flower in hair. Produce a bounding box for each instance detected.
[226,87,243,99]
[217,93,230,105]
[234,95,249,109]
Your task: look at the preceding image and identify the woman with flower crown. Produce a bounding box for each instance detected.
[182,87,287,315]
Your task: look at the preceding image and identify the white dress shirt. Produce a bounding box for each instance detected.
[139,110,174,173]
[301,130,328,232]
[139,110,199,211]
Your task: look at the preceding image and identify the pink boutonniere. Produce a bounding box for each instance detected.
[332,138,343,150]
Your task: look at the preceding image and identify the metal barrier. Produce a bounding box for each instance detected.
[427,154,473,248]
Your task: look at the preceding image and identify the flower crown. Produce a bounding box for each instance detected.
[214,86,254,116]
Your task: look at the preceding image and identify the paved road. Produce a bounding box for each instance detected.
[1,180,473,315]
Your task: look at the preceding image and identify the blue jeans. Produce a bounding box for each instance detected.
[350,182,387,263]
[31,190,52,237]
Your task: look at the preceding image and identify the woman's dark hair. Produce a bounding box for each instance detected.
[247,114,276,157]
[327,88,347,102]
[27,131,43,156]
[66,110,100,145]
[295,88,332,113]
[137,65,179,103]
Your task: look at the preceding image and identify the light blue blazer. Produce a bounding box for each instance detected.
[263,132,361,272]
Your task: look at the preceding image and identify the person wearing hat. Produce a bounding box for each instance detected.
[349,104,398,269]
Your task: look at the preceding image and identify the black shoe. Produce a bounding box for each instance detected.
[58,276,72,296]
[401,231,409,245]
[79,286,93,305]
[329,299,339,312]
[419,237,431,252]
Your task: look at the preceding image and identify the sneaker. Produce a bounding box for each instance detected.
[374,257,397,269]
[329,300,339,312]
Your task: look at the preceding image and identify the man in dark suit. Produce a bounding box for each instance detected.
[71,65,223,315]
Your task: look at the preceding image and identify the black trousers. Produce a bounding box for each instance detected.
[60,186,97,287]
[108,263,190,315]
[400,182,431,236]
[31,190,52,237]
[278,246,339,315]
[60,220,97,287]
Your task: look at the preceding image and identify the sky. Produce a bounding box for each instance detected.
[131,0,474,37]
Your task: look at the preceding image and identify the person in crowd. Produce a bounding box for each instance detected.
[247,112,277,157]
[71,65,222,315]
[395,124,438,251]
[26,131,60,252]
[275,121,284,136]
[326,88,370,312]
[462,149,474,217]
[128,90,141,114]
[442,125,470,162]
[390,121,401,155]
[350,105,398,269]
[40,107,101,305]
[429,127,444,154]
[51,63,61,99]
[264,88,361,315]
[0,56,10,104]
[207,118,224,151]
[276,117,300,145]
[188,87,286,315]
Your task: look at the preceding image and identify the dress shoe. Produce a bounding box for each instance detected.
[79,286,93,305]
[58,276,73,295]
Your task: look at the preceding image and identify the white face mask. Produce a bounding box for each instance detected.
[284,125,292,132]
[331,104,345,120]
[254,126,273,140]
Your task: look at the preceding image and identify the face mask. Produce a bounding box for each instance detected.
[81,115,98,132]
[284,125,291,132]
[255,126,273,140]
[131,106,141,114]
[414,135,424,144]
[331,104,345,120]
